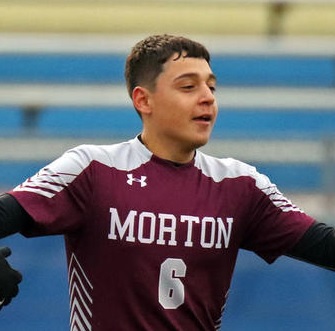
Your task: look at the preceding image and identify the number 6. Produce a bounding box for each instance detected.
[158,258,186,309]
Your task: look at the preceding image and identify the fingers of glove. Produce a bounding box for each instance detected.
[0,282,19,307]
[0,265,22,302]
[0,257,16,281]
[0,267,22,290]
[0,248,22,309]
[0,247,11,258]
[0,248,21,283]
[0,297,7,310]
[3,295,13,306]
[0,296,12,310]
[4,281,19,301]
[0,271,21,309]
[6,268,23,284]
[0,249,21,310]
[14,269,23,283]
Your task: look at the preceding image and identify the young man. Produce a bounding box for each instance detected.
[0,34,334,330]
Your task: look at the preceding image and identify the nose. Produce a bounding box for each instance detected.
[199,84,216,105]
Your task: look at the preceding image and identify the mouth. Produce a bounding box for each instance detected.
[193,115,212,123]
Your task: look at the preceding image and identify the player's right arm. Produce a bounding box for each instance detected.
[0,193,33,238]
[0,193,31,308]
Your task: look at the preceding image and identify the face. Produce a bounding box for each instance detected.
[138,53,218,161]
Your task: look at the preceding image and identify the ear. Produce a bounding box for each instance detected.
[132,86,152,116]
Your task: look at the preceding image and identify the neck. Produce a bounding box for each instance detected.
[139,133,195,164]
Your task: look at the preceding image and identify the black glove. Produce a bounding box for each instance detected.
[0,247,22,309]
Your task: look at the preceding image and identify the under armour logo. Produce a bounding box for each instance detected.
[127,174,147,187]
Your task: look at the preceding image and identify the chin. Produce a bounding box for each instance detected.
[192,136,210,149]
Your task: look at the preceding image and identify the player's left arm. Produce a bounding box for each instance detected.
[287,221,335,271]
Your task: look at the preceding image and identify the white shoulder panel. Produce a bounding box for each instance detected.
[195,151,303,213]
[195,151,256,183]
[66,137,152,171]
[13,137,152,198]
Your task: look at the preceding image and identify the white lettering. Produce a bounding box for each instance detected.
[200,217,216,248]
[180,215,200,247]
[157,213,177,246]
[138,212,156,244]
[108,208,136,242]
[215,217,234,249]
[107,208,234,249]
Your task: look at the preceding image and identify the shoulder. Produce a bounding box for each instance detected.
[60,137,152,171]
[195,150,277,195]
[196,152,305,214]
[195,150,258,183]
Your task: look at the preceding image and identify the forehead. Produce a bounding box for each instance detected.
[160,54,214,81]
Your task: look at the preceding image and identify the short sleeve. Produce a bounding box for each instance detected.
[9,146,94,236]
[240,169,315,263]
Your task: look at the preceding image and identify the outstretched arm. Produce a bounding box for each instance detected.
[287,221,335,271]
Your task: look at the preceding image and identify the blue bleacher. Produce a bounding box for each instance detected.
[2,106,335,140]
[211,55,335,87]
[0,54,126,84]
[0,54,334,87]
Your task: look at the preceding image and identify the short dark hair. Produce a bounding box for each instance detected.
[125,34,211,98]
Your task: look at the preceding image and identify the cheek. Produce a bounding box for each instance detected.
[151,89,194,125]
[156,98,187,122]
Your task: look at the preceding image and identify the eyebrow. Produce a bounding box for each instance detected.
[173,72,217,83]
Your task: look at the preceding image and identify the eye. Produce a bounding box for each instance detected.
[207,82,217,93]
[181,85,195,91]
[209,85,216,93]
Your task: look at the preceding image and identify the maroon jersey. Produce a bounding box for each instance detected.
[10,137,314,331]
